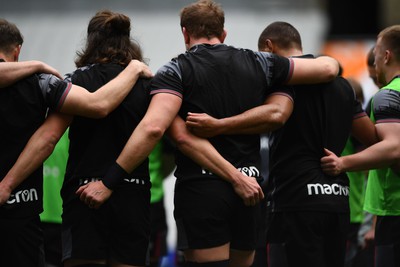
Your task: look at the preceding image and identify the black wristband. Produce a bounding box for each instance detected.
[102,162,129,190]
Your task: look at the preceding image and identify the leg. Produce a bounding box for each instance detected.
[184,243,230,263]
[229,249,255,267]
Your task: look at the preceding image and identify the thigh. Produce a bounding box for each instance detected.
[108,185,151,266]
[62,198,107,262]
[230,198,262,251]
[267,211,347,267]
[148,200,168,265]
[174,179,235,250]
[0,215,45,267]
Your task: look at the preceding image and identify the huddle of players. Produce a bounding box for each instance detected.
[1,1,400,267]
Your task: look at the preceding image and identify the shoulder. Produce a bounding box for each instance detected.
[37,73,66,89]
[155,59,182,79]
[375,88,400,101]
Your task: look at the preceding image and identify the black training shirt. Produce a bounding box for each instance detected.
[150,44,293,183]
[62,63,151,204]
[0,59,71,218]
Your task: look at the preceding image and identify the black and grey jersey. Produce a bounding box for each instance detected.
[266,57,366,213]
[150,43,293,183]
[62,63,151,204]
[0,60,71,218]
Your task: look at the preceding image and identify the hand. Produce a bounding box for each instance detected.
[186,112,221,138]
[37,61,62,79]
[320,148,343,176]
[362,227,375,249]
[0,182,12,206]
[76,180,113,209]
[231,174,264,206]
[128,60,153,79]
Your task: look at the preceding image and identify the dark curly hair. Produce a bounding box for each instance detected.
[75,10,143,67]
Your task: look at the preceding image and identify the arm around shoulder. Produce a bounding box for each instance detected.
[288,56,339,85]
[0,61,62,88]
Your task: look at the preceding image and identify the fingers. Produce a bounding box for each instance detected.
[244,186,265,207]
[75,184,99,209]
[323,148,333,156]
[76,184,88,195]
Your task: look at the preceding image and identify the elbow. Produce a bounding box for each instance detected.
[91,102,111,118]
[84,100,111,119]
[142,120,165,142]
[324,65,339,81]
[171,131,192,154]
[390,147,400,162]
[41,131,60,155]
[271,114,287,131]
[325,60,340,80]
[268,109,289,132]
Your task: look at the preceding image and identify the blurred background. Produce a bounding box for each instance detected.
[1,0,399,264]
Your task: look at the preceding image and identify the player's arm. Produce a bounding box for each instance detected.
[0,60,62,88]
[186,94,293,137]
[288,56,339,84]
[321,122,400,175]
[0,113,71,206]
[76,93,182,208]
[60,60,153,118]
[350,115,378,146]
[168,116,264,206]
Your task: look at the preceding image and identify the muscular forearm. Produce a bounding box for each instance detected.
[0,61,51,88]
[169,116,264,206]
[187,94,293,136]
[1,114,70,192]
[289,56,339,85]
[61,60,152,118]
[219,104,287,135]
[170,117,242,184]
[342,140,400,172]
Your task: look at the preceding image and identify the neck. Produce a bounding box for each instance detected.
[188,36,222,49]
[385,68,400,84]
[0,52,12,62]
[278,48,303,58]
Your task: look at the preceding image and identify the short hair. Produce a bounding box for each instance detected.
[258,21,302,51]
[180,0,224,40]
[0,18,23,54]
[75,10,143,67]
[366,46,375,67]
[377,25,400,63]
[347,78,364,104]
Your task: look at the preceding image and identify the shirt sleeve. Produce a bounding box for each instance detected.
[268,85,295,103]
[37,73,72,111]
[150,59,183,98]
[255,52,293,87]
[373,89,400,123]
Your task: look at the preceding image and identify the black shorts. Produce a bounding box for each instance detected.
[42,222,62,266]
[174,179,261,251]
[0,215,45,267]
[149,199,168,262]
[266,211,349,267]
[62,184,151,266]
[375,215,400,267]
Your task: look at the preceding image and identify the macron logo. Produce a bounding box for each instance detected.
[6,188,38,204]
[307,183,349,196]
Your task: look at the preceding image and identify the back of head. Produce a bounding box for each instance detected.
[377,25,400,63]
[347,77,365,104]
[180,0,224,39]
[367,46,375,68]
[75,10,143,67]
[258,21,302,52]
[0,18,23,56]
[366,45,380,87]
